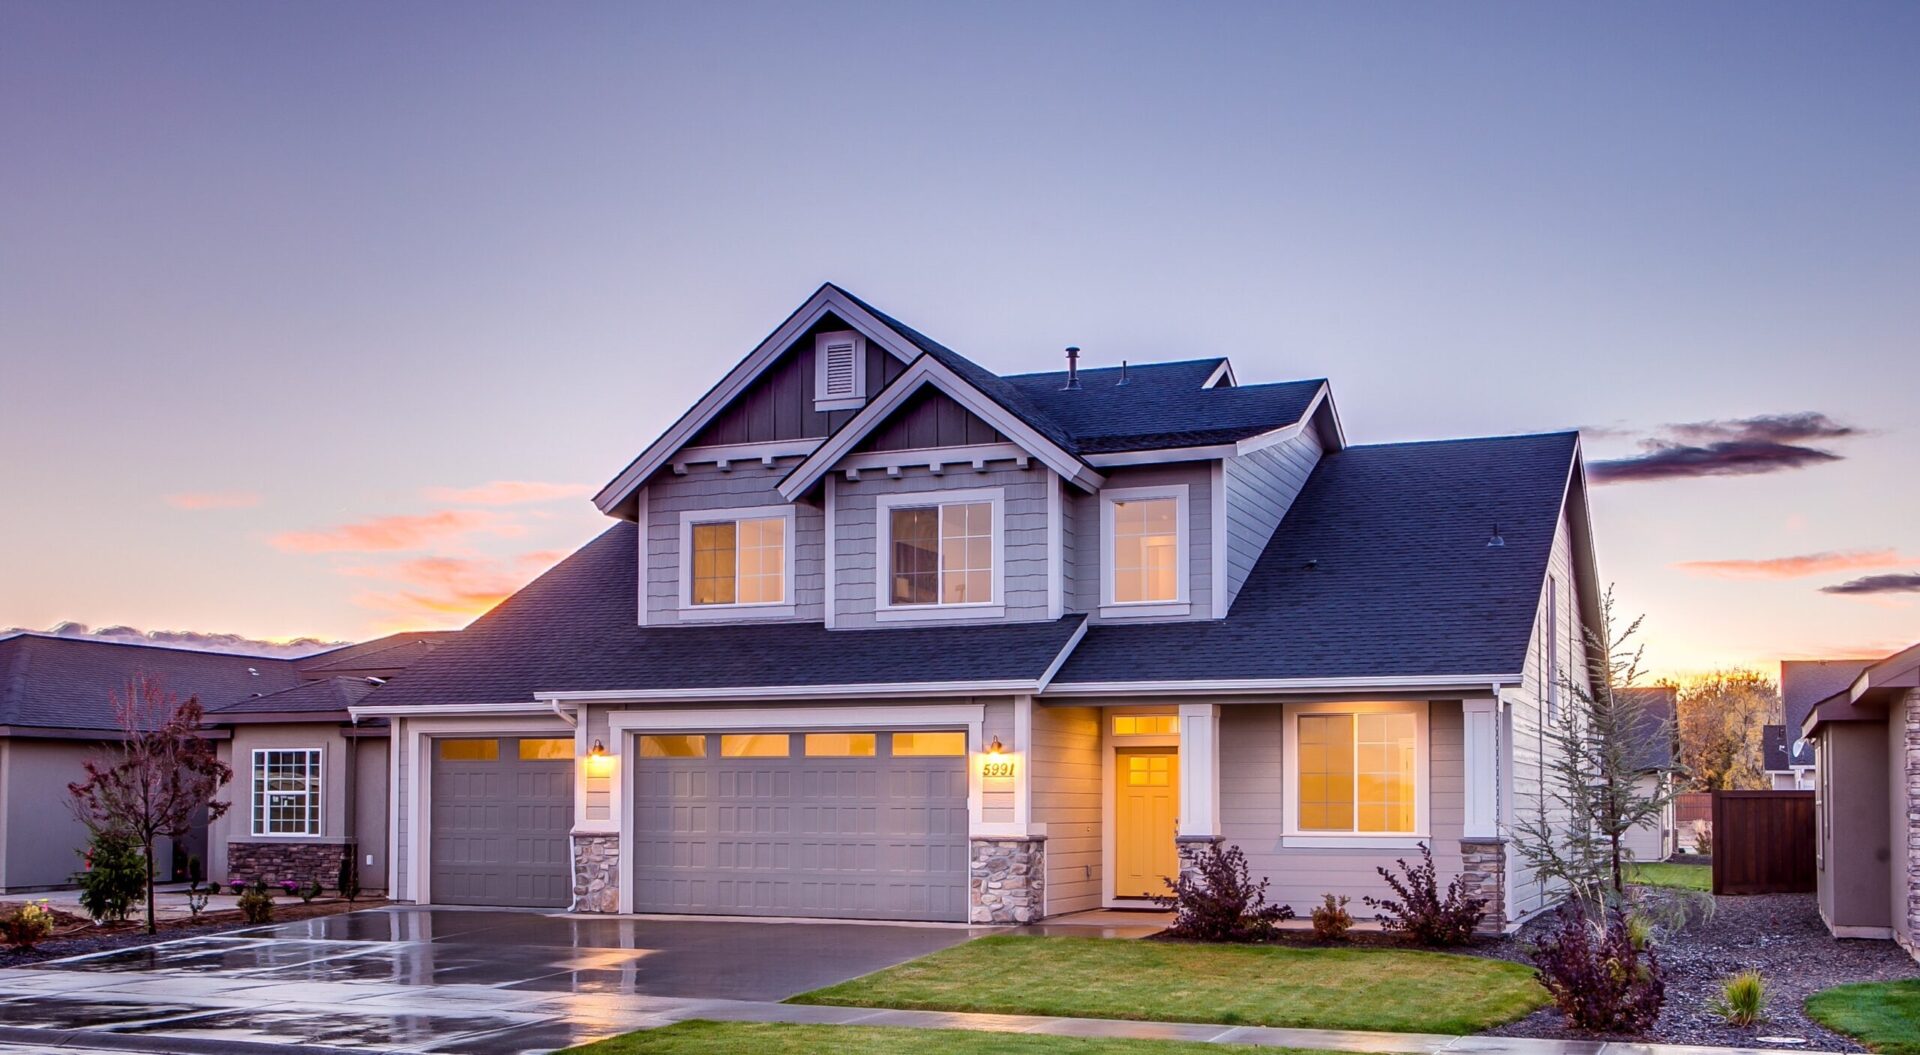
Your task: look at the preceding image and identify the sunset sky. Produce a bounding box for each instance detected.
[3,3,1916,679]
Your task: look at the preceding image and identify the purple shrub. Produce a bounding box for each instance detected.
[1363,842,1486,946]
[1154,843,1295,942]
[1529,900,1665,1033]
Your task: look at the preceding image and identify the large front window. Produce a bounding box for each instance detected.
[251,748,321,836]
[1289,704,1425,838]
[684,510,788,607]
[886,499,994,606]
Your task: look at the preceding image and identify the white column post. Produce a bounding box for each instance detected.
[1462,696,1500,838]
[1177,703,1222,839]
[1013,694,1034,830]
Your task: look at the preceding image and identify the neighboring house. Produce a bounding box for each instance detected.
[1620,685,1681,863]
[0,631,446,893]
[348,283,1604,931]
[1800,640,1920,958]
[1771,660,1864,791]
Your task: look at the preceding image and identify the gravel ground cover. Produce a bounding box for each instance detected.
[1479,890,1919,1050]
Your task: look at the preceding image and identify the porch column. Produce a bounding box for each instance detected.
[1460,695,1507,934]
[1177,703,1222,841]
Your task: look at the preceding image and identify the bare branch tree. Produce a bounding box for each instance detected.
[68,678,233,934]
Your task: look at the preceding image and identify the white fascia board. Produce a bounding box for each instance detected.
[540,680,1040,704]
[1233,383,1329,457]
[777,356,1101,502]
[1039,673,1523,698]
[1034,617,1090,694]
[349,701,560,719]
[1085,445,1237,467]
[1203,359,1236,388]
[594,285,921,514]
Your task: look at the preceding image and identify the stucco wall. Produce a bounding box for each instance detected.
[209,723,387,888]
[1816,720,1892,933]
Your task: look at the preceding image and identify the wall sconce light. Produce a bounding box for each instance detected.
[589,739,607,758]
[988,736,1004,756]
[585,738,614,776]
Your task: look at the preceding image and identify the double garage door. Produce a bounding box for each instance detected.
[630,730,970,922]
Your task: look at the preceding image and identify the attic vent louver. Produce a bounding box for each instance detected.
[813,330,867,412]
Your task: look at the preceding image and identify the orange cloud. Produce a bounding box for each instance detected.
[348,551,564,625]
[424,481,592,505]
[165,491,262,510]
[1673,549,1913,580]
[271,510,525,553]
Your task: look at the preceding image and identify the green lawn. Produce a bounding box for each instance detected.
[558,1020,1338,1055]
[788,935,1547,1035]
[1806,980,1920,1055]
[1626,861,1711,892]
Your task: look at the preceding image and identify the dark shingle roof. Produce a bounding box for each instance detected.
[206,676,379,716]
[1620,686,1677,771]
[1054,432,1578,683]
[358,523,1088,708]
[1780,659,1871,735]
[296,632,456,678]
[829,286,1322,457]
[0,635,301,732]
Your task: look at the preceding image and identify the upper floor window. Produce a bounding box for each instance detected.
[1100,484,1188,613]
[252,748,321,837]
[679,505,794,613]
[875,488,1002,619]
[813,330,867,412]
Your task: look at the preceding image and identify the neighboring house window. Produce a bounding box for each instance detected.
[1284,702,1428,844]
[875,489,1002,616]
[678,506,794,612]
[251,748,321,836]
[1099,484,1189,613]
[813,330,867,412]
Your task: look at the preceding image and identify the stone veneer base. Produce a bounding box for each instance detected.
[970,837,1045,923]
[227,841,351,887]
[1902,691,1920,960]
[572,832,620,913]
[1459,837,1508,934]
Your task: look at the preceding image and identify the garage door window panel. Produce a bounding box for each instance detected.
[252,748,321,837]
[640,734,708,758]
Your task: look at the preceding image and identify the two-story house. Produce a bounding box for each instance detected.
[346,284,1601,930]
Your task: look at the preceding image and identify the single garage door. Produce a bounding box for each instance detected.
[631,729,969,921]
[430,736,574,907]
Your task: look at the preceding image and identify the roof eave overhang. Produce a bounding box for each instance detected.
[350,701,565,720]
[1230,382,1342,457]
[1039,672,1523,699]
[540,679,1043,705]
[777,355,1103,502]
[594,284,927,516]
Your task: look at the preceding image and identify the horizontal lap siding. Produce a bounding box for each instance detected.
[1222,430,1322,610]
[1220,702,1467,912]
[1032,705,1102,913]
[1073,463,1216,622]
[1507,507,1588,923]
[833,467,1052,628]
[644,462,825,625]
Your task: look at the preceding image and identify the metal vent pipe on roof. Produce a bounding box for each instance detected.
[1063,346,1081,390]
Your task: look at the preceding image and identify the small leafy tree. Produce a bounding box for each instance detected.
[1364,842,1486,946]
[68,678,233,934]
[1509,588,1676,907]
[1154,843,1294,941]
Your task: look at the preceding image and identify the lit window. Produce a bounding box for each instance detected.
[721,734,790,757]
[689,515,786,606]
[893,731,966,756]
[1126,754,1172,786]
[805,732,877,757]
[438,739,498,761]
[887,500,993,606]
[1111,497,1179,603]
[1113,715,1179,736]
[1296,712,1418,834]
[251,749,321,836]
[639,735,707,758]
[518,738,574,760]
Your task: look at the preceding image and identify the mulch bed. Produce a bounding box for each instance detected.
[0,898,383,969]
[1476,890,1920,1051]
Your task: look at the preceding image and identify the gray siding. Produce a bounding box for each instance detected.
[1222,429,1323,610]
[1,740,100,890]
[1220,701,1467,911]
[833,466,1054,629]
[858,387,1005,452]
[1069,462,1215,623]
[982,699,1016,823]
[1032,704,1102,914]
[688,318,904,446]
[643,462,824,625]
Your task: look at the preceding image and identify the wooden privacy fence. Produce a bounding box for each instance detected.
[1711,790,1815,895]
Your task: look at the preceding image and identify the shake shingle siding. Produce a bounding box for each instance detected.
[644,460,825,624]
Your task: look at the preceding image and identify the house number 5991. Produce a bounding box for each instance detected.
[982,761,1015,778]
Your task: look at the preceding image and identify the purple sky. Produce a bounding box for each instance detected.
[3,2,1916,677]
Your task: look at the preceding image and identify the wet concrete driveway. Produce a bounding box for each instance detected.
[0,907,984,1053]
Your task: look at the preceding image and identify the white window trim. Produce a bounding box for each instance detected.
[1099,483,1190,618]
[1281,700,1429,848]
[250,747,323,838]
[873,487,1005,622]
[677,504,797,618]
[813,330,868,412]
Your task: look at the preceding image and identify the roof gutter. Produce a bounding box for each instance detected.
[1039,673,1522,699]
[540,679,1041,705]
[349,701,565,720]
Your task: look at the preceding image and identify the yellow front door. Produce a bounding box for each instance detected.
[1115,749,1179,899]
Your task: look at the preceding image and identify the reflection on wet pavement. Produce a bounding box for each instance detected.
[112,1007,510,1049]
[0,996,205,1030]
